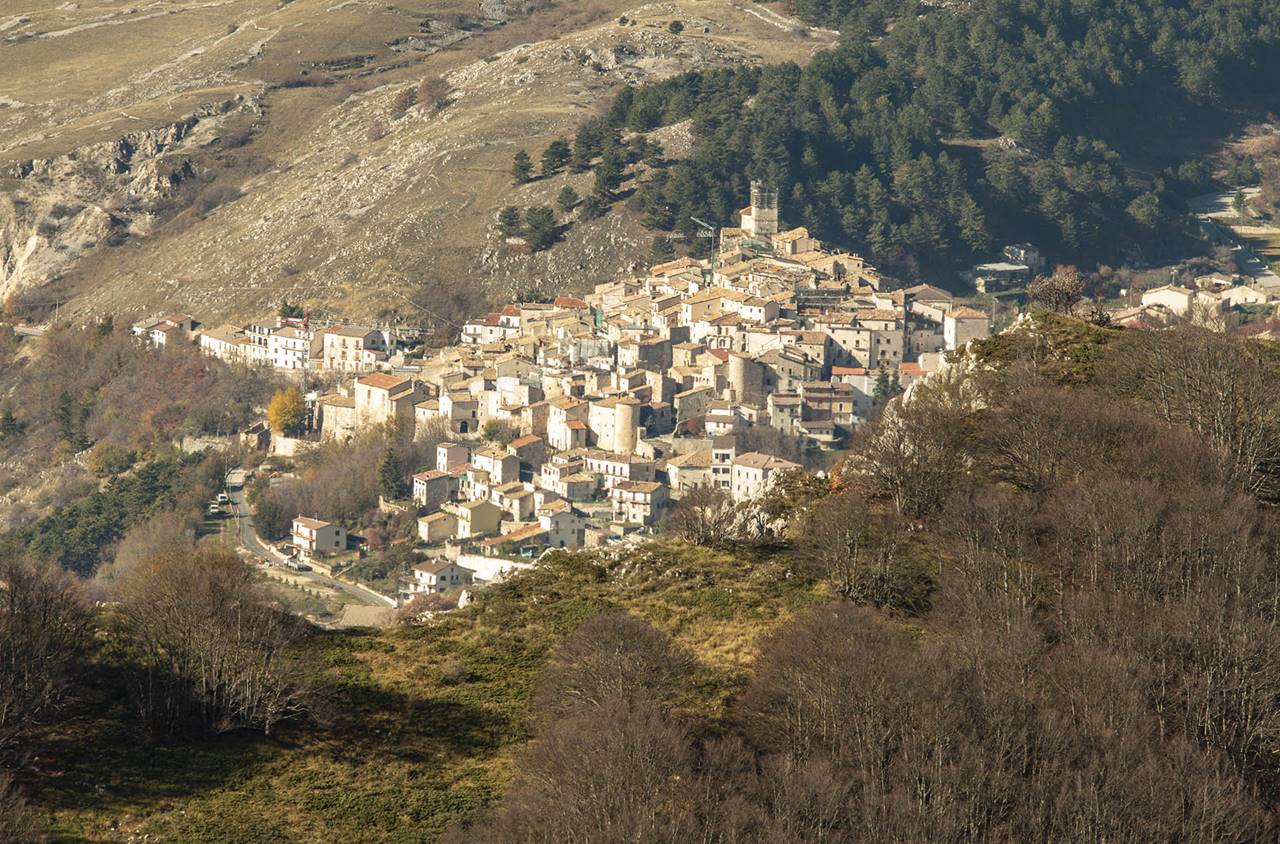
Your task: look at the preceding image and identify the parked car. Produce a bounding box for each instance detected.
[206,504,222,517]
[216,492,230,504]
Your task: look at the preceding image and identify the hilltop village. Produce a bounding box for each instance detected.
[135,184,996,599]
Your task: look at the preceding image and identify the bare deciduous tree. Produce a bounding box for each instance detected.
[0,556,93,764]
[1028,266,1085,314]
[859,374,974,517]
[533,612,693,720]
[1107,326,1280,501]
[418,76,451,111]
[791,490,872,596]
[454,702,699,844]
[662,485,736,548]
[114,548,313,735]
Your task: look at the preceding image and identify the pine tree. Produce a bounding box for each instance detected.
[511,150,533,184]
[524,206,558,250]
[957,195,990,254]
[649,236,675,263]
[498,206,523,238]
[592,151,625,201]
[0,409,23,440]
[556,186,579,213]
[541,140,571,177]
[377,449,406,500]
[873,370,892,406]
[641,139,665,168]
[579,195,608,220]
[570,121,605,172]
[54,392,89,451]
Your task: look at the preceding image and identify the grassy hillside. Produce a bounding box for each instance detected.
[26,541,824,841]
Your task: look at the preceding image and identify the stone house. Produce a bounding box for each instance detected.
[292,517,346,556]
[417,511,458,544]
[610,480,670,526]
[408,560,474,595]
[730,452,803,503]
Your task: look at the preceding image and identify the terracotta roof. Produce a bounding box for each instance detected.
[358,373,412,391]
[651,256,705,275]
[414,559,470,575]
[331,325,379,338]
[613,480,663,494]
[481,523,546,545]
[732,452,802,471]
[665,449,712,469]
[293,516,332,530]
[853,309,901,322]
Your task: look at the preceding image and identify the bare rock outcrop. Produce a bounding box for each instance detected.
[0,95,258,303]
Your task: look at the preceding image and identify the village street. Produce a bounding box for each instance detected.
[1188,188,1280,287]
[225,474,395,627]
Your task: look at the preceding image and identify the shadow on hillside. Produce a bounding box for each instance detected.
[315,679,521,764]
[26,713,270,814]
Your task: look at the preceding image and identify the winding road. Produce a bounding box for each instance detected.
[225,473,395,626]
[1188,189,1280,288]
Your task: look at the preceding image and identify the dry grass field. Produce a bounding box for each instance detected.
[0,0,834,323]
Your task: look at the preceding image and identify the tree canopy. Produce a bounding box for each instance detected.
[267,387,306,437]
[585,0,1280,274]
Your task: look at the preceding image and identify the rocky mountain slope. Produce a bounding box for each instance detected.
[0,0,834,323]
